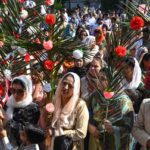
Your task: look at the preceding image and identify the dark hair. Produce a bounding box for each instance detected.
[140,53,150,69]
[79,29,88,36]
[75,26,84,37]
[124,57,135,69]
[12,79,26,90]
[97,17,103,24]
[142,53,150,61]
[143,27,150,33]
[54,135,73,150]
[102,24,108,31]
[25,124,45,144]
[62,73,75,83]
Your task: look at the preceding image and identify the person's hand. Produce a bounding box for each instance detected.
[103,119,114,134]
[88,124,100,138]
[45,127,53,137]
[0,119,7,138]
[0,107,4,120]
[146,139,150,148]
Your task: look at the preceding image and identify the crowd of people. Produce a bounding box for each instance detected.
[0,2,150,150]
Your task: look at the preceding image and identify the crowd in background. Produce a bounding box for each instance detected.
[0,3,150,150]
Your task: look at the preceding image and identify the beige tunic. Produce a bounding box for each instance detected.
[132,99,150,150]
[50,99,89,150]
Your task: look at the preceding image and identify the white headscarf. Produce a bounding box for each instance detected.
[51,72,80,136]
[6,75,33,119]
[83,35,95,47]
[125,58,142,89]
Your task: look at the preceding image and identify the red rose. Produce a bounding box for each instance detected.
[0,85,4,96]
[44,60,54,70]
[33,11,37,16]
[115,46,127,57]
[130,16,144,30]
[46,0,53,5]
[45,14,56,25]
[25,53,30,62]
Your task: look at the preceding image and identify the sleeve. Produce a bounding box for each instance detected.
[116,97,134,133]
[63,101,89,141]
[132,101,150,147]
[2,137,15,150]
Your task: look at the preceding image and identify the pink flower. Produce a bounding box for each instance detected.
[45,103,55,113]
[0,17,3,23]
[36,38,41,44]
[0,41,4,48]
[43,40,53,50]
[103,91,114,99]
[19,0,25,3]
[2,0,8,4]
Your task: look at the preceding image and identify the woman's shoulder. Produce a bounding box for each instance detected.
[76,99,87,111]
[142,98,150,105]
[75,99,88,116]
[77,98,87,106]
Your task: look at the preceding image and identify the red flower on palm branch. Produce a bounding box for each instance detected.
[130,16,144,30]
[44,60,54,70]
[45,14,56,25]
[115,46,127,57]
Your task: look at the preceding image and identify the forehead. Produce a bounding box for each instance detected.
[12,83,23,89]
[75,59,83,62]
[91,59,101,65]
[62,75,74,83]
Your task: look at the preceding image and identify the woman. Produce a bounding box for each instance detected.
[132,98,150,150]
[88,70,134,150]
[122,57,142,90]
[140,53,150,72]
[122,57,143,113]
[81,56,103,101]
[78,29,89,43]
[94,27,105,47]
[50,72,89,150]
[83,36,99,66]
[5,75,40,145]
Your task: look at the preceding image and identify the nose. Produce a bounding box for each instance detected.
[64,84,69,90]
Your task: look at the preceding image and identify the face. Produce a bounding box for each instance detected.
[94,30,102,38]
[89,59,102,77]
[11,84,27,102]
[98,73,108,92]
[80,31,87,40]
[122,64,134,82]
[129,48,136,57]
[61,75,74,100]
[31,70,43,84]
[90,39,96,48]
[102,28,107,35]
[143,59,150,70]
[74,59,84,68]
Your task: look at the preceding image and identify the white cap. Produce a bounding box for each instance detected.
[73,49,83,59]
